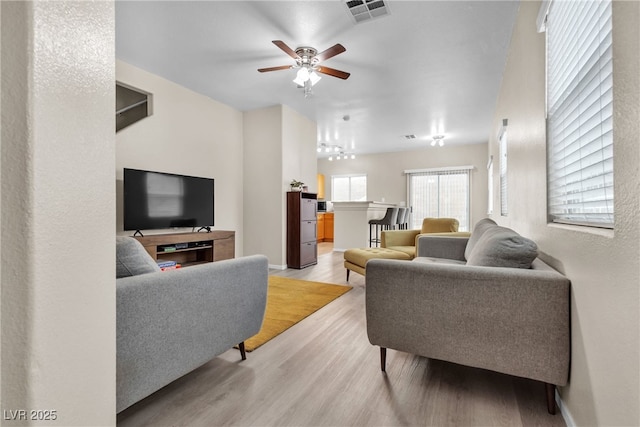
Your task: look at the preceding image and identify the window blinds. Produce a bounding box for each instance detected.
[406,168,470,231]
[546,0,614,228]
[499,121,508,216]
[331,175,367,201]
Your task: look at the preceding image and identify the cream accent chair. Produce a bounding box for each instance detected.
[381,217,469,259]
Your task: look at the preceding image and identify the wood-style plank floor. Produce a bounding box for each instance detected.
[117,243,566,427]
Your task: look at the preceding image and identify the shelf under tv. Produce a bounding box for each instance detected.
[133,231,235,267]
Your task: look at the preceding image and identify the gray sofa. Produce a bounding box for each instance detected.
[365,219,570,414]
[116,237,268,413]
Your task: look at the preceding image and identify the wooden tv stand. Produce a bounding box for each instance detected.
[133,230,235,267]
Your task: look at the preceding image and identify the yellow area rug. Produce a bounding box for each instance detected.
[244,276,352,352]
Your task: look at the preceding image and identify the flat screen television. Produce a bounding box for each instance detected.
[123,168,214,232]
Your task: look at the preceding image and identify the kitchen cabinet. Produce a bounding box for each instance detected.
[317,213,325,241]
[317,174,325,200]
[324,212,334,242]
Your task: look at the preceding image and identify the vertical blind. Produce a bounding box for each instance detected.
[487,156,494,215]
[546,0,614,228]
[406,168,470,231]
[499,122,508,216]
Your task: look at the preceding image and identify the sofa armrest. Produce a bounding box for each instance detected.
[416,234,470,260]
[365,258,570,386]
[116,254,268,412]
[381,229,421,248]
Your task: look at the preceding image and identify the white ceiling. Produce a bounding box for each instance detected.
[115,1,520,158]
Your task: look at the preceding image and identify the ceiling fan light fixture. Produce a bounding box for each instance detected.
[293,67,310,86]
[431,134,446,147]
[308,71,322,86]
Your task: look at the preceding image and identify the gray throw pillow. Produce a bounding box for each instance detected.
[466,226,538,269]
[464,218,498,260]
[116,236,161,278]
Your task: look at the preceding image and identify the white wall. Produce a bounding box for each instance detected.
[0,0,3,409]
[243,105,317,268]
[318,143,488,228]
[489,2,639,425]
[243,106,285,264]
[1,1,116,425]
[282,105,318,196]
[116,61,245,254]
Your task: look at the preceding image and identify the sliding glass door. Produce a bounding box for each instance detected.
[407,168,470,231]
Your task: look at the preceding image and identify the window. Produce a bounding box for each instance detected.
[499,119,508,216]
[406,167,471,231]
[543,0,614,228]
[331,174,367,201]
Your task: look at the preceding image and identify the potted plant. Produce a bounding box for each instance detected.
[290,179,304,191]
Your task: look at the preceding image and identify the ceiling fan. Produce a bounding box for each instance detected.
[258,40,350,95]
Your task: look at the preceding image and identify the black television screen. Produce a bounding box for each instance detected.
[123,168,214,231]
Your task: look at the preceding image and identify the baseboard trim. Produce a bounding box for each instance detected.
[556,389,576,427]
[333,248,346,252]
[269,263,287,270]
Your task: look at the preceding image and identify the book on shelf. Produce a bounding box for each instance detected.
[157,260,177,268]
[160,264,181,271]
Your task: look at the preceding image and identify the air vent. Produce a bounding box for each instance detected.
[345,0,390,24]
[403,134,417,140]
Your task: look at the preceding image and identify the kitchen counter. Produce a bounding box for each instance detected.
[331,201,397,251]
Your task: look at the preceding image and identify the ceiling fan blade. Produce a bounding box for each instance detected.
[272,40,300,60]
[316,44,346,62]
[258,65,293,73]
[316,66,350,80]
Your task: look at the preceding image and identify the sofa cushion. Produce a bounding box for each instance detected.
[116,236,161,278]
[464,218,498,260]
[421,217,459,234]
[385,245,416,258]
[466,226,538,269]
[344,247,412,267]
[412,257,466,266]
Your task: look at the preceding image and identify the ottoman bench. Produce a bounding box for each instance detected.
[344,247,411,281]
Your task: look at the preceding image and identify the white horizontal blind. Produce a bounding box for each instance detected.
[546,0,614,228]
[407,169,470,231]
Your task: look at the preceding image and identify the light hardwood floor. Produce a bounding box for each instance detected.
[117,244,566,427]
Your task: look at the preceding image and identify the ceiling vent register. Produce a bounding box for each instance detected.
[345,0,390,23]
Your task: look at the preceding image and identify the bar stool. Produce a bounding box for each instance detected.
[396,207,408,230]
[369,207,398,247]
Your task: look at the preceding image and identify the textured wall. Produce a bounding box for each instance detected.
[1,1,116,425]
[489,2,639,425]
